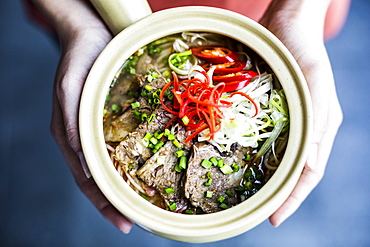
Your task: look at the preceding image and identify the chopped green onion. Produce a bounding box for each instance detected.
[217,159,224,168]
[165,187,174,194]
[204,179,212,186]
[169,202,177,211]
[154,141,164,150]
[219,203,229,209]
[174,150,185,157]
[201,159,212,169]
[131,101,141,109]
[225,190,233,196]
[150,137,158,145]
[152,91,160,100]
[185,209,194,214]
[148,113,155,124]
[162,70,170,77]
[168,134,176,140]
[168,52,197,76]
[144,84,153,91]
[141,113,148,121]
[244,154,251,161]
[129,67,136,74]
[182,116,190,125]
[217,196,226,203]
[220,164,233,175]
[178,156,187,170]
[205,191,213,198]
[244,167,253,179]
[164,129,171,136]
[174,164,182,172]
[232,163,240,172]
[245,181,254,191]
[210,157,218,166]
[206,171,213,179]
[154,131,164,139]
[133,110,141,119]
[234,186,245,192]
[111,104,120,113]
[172,139,182,149]
[128,164,134,169]
[167,92,174,100]
[144,133,152,141]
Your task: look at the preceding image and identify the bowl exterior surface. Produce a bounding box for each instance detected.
[79,6,312,243]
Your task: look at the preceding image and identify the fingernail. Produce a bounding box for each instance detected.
[270,217,282,227]
[273,220,282,227]
[78,152,91,178]
[120,223,133,234]
[306,143,318,170]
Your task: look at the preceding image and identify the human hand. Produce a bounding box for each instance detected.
[259,0,343,226]
[32,0,133,233]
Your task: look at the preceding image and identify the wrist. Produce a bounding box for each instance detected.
[30,0,108,40]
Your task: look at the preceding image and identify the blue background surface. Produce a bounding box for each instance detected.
[1,0,370,246]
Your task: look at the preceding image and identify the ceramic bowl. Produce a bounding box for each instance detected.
[79,6,312,243]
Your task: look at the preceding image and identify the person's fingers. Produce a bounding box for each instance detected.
[269,90,342,226]
[269,166,323,227]
[53,28,111,176]
[299,52,334,170]
[78,173,134,234]
[51,89,133,233]
[51,86,89,178]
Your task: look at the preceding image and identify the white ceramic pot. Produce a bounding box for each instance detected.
[79,3,312,243]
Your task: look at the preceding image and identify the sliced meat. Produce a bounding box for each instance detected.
[169,123,193,151]
[114,107,174,171]
[135,52,155,75]
[104,97,152,142]
[136,141,188,212]
[148,73,168,91]
[184,143,247,213]
[136,52,167,90]
[104,51,168,143]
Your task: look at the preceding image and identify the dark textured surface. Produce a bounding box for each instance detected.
[1,0,370,246]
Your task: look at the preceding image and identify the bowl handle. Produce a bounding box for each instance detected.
[89,0,152,35]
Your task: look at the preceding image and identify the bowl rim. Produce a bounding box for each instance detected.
[79,6,312,243]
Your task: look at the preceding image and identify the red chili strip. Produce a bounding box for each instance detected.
[230,91,259,117]
[191,46,239,64]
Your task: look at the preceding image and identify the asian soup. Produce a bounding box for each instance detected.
[103,32,289,214]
